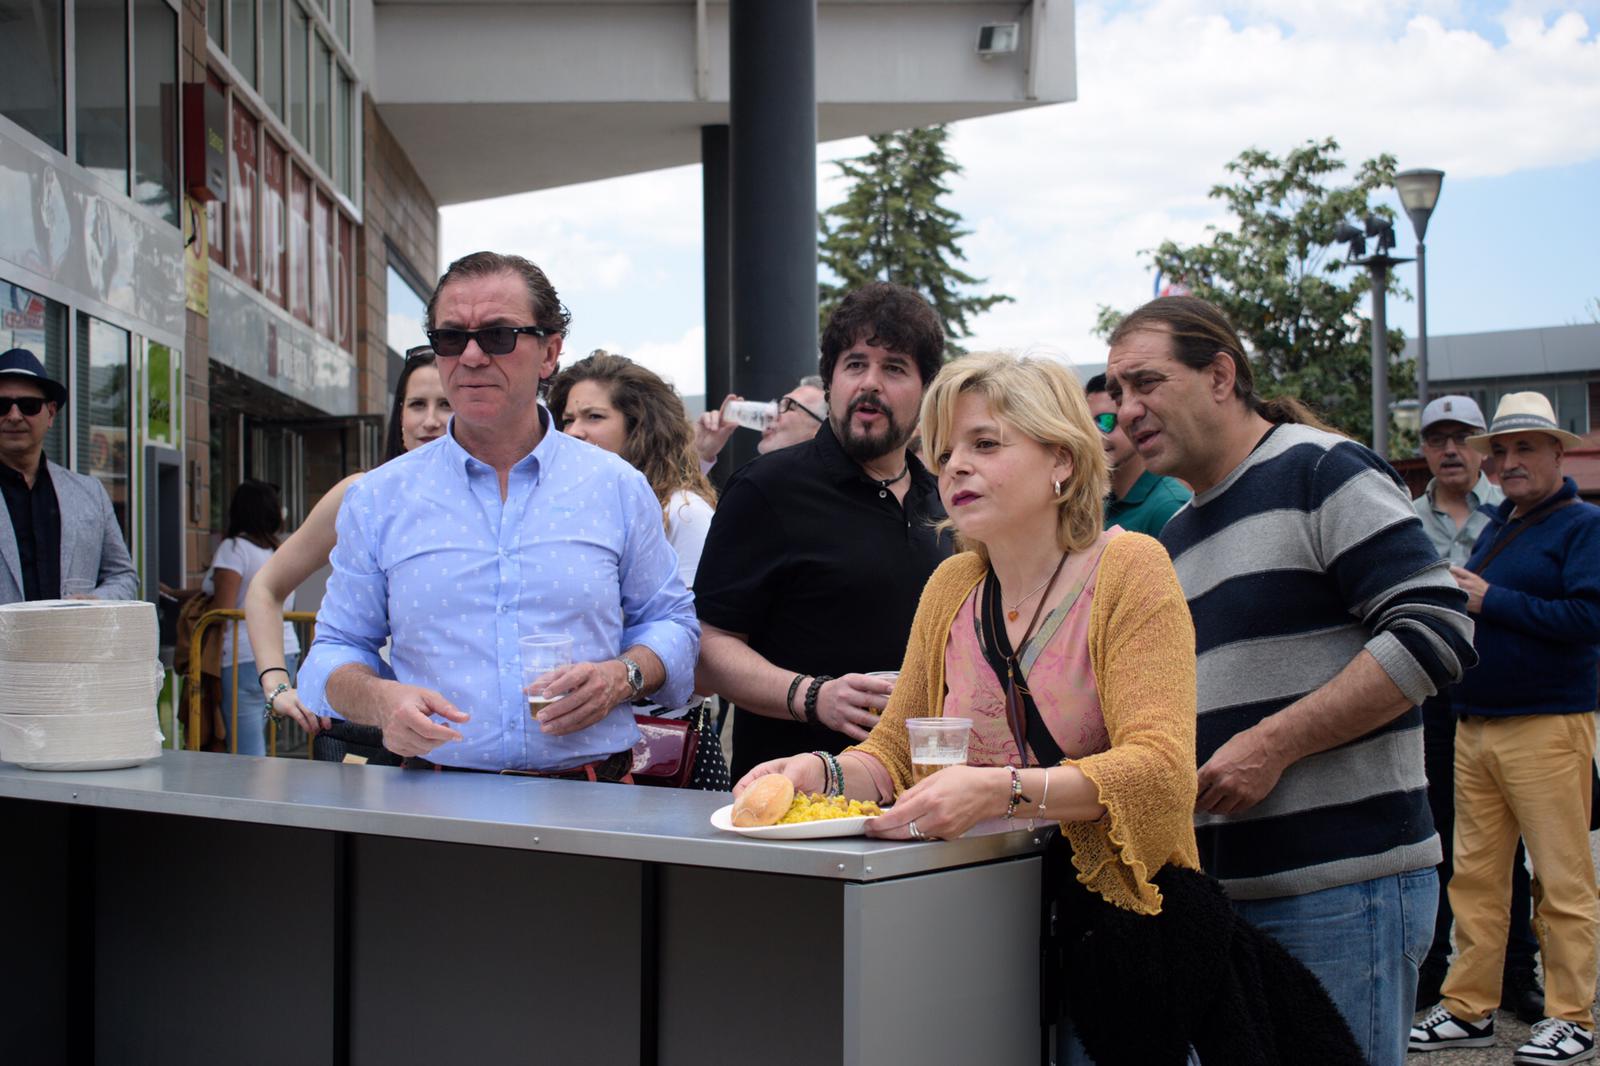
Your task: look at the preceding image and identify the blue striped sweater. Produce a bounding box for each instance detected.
[1160,424,1475,899]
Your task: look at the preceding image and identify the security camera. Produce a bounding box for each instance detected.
[977,23,1020,57]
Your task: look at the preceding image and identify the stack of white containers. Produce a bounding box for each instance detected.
[0,599,164,771]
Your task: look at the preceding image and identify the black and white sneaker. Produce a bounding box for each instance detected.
[1514,1018,1597,1064]
[1409,1004,1495,1052]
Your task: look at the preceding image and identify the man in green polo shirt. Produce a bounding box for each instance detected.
[1085,373,1191,535]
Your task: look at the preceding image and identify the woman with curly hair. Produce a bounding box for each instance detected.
[548,351,717,590]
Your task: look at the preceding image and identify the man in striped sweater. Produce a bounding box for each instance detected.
[1105,296,1476,1066]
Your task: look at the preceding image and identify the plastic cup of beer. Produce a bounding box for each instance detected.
[906,717,972,785]
[865,671,899,715]
[61,578,96,600]
[519,635,573,719]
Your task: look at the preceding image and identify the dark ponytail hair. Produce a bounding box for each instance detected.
[1109,296,1335,432]
[225,479,283,551]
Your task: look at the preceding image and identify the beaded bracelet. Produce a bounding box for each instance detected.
[786,674,807,721]
[804,675,833,725]
[824,751,846,797]
[1005,766,1028,820]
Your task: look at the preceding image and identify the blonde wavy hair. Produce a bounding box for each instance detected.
[920,352,1109,560]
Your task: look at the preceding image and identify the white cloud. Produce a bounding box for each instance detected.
[439,2,1600,371]
[946,1,1599,357]
[607,324,707,401]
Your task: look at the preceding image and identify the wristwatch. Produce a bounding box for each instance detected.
[616,656,645,702]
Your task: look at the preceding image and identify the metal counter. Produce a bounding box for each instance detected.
[2,751,1047,1066]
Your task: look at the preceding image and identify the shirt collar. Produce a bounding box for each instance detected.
[1117,470,1160,505]
[0,454,48,490]
[1426,471,1497,511]
[439,405,555,477]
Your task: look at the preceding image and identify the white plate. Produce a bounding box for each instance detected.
[710,803,877,839]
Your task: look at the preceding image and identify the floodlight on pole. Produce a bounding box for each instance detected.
[1396,167,1445,409]
[1334,216,1411,459]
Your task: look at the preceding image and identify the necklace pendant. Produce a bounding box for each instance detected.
[1007,609,1019,621]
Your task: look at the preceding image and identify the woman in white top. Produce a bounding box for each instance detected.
[243,350,450,738]
[205,479,297,755]
[548,351,717,593]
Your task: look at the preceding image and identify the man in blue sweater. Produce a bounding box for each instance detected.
[1106,296,1475,1066]
[1411,392,1600,1064]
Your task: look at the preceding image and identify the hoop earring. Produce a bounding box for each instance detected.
[1053,479,1062,496]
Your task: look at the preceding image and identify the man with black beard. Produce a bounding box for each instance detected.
[695,283,952,777]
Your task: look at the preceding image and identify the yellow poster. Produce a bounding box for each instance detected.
[184,197,209,317]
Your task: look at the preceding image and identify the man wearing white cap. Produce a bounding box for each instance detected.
[0,347,138,605]
[1411,392,1600,1063]
[1411,395,1543,1022]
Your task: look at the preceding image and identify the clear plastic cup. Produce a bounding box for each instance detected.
[519,634,573,720]
[723,400,780,432]
[865,671,899,715]
[61,578,96,600]
[905,717,972,785]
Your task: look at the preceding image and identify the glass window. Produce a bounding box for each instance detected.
[207,0,224,46]
[0,0,65,151]
[132,0,179,226]
[289,3,309,146]
[312,192,331,336]
[75,0,129,194]
[204,71,228,268]
[261,0,283,117]
[1556,382,1587,438]
[76,313,132,542]
[0,278,68,461]
[334,0,349,46]
[386,264,428,361]
[337,215,353,350]
[334,67,352,195]
[229,0,256,85]
[260,136,287,307]
[288,165,311,323]
[229,100,259,286]
[146,340,175,445]
[313,34,332,173]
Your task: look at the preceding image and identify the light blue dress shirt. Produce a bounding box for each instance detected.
[1411,472,1505,566]
[296,409,700,771]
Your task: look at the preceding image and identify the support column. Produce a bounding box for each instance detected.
[701,124,732,482]
[728,0,817,471]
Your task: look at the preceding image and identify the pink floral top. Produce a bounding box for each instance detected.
[943,535,1112,769]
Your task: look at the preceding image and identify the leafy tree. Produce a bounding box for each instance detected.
[818,125,1010,352]
[1098,137,1412,448]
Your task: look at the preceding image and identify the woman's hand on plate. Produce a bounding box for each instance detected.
[733,752,829,798]
[866,765,1007,841]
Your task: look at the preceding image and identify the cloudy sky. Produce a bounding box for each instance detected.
[439,0,1600,402]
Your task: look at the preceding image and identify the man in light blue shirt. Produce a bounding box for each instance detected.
[297,252,698,774]
[1411,395,1504,565]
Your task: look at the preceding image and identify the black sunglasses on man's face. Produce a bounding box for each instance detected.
[0,396,49,417]
[425,325,554,358]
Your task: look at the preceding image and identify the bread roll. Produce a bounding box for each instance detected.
[732,774,795,827]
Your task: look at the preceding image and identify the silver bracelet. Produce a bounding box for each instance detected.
[264,682,292,720]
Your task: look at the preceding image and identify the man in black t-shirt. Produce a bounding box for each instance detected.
[695,284,953,778]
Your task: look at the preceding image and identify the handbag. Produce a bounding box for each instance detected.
[630,703,730,790]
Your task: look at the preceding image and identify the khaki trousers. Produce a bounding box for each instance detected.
[1441,713,1599,1026]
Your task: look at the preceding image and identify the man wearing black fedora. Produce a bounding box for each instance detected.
[1410,392,1600,1063]
[0,347,138,605]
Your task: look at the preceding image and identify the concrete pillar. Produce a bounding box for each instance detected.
[728,0,817,471]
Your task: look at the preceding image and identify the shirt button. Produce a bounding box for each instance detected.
[879,489,887,499]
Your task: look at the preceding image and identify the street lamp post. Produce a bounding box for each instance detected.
[1395,168,1445,409]
[1335,217,1412,458]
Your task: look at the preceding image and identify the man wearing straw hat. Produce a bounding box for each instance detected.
[0,348,138,606]
[1410,392,1600,1064]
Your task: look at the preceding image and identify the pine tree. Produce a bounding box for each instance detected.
[818,125,1010,352]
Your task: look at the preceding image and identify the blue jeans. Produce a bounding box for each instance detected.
[1233,869,1437,1066]
[219,655,296,757]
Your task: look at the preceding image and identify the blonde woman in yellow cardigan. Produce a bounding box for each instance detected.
[733,352,1200,913]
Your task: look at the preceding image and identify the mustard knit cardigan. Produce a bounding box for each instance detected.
[851,533,1201,915]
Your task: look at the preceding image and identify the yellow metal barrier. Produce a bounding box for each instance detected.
[185,608,318,757]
